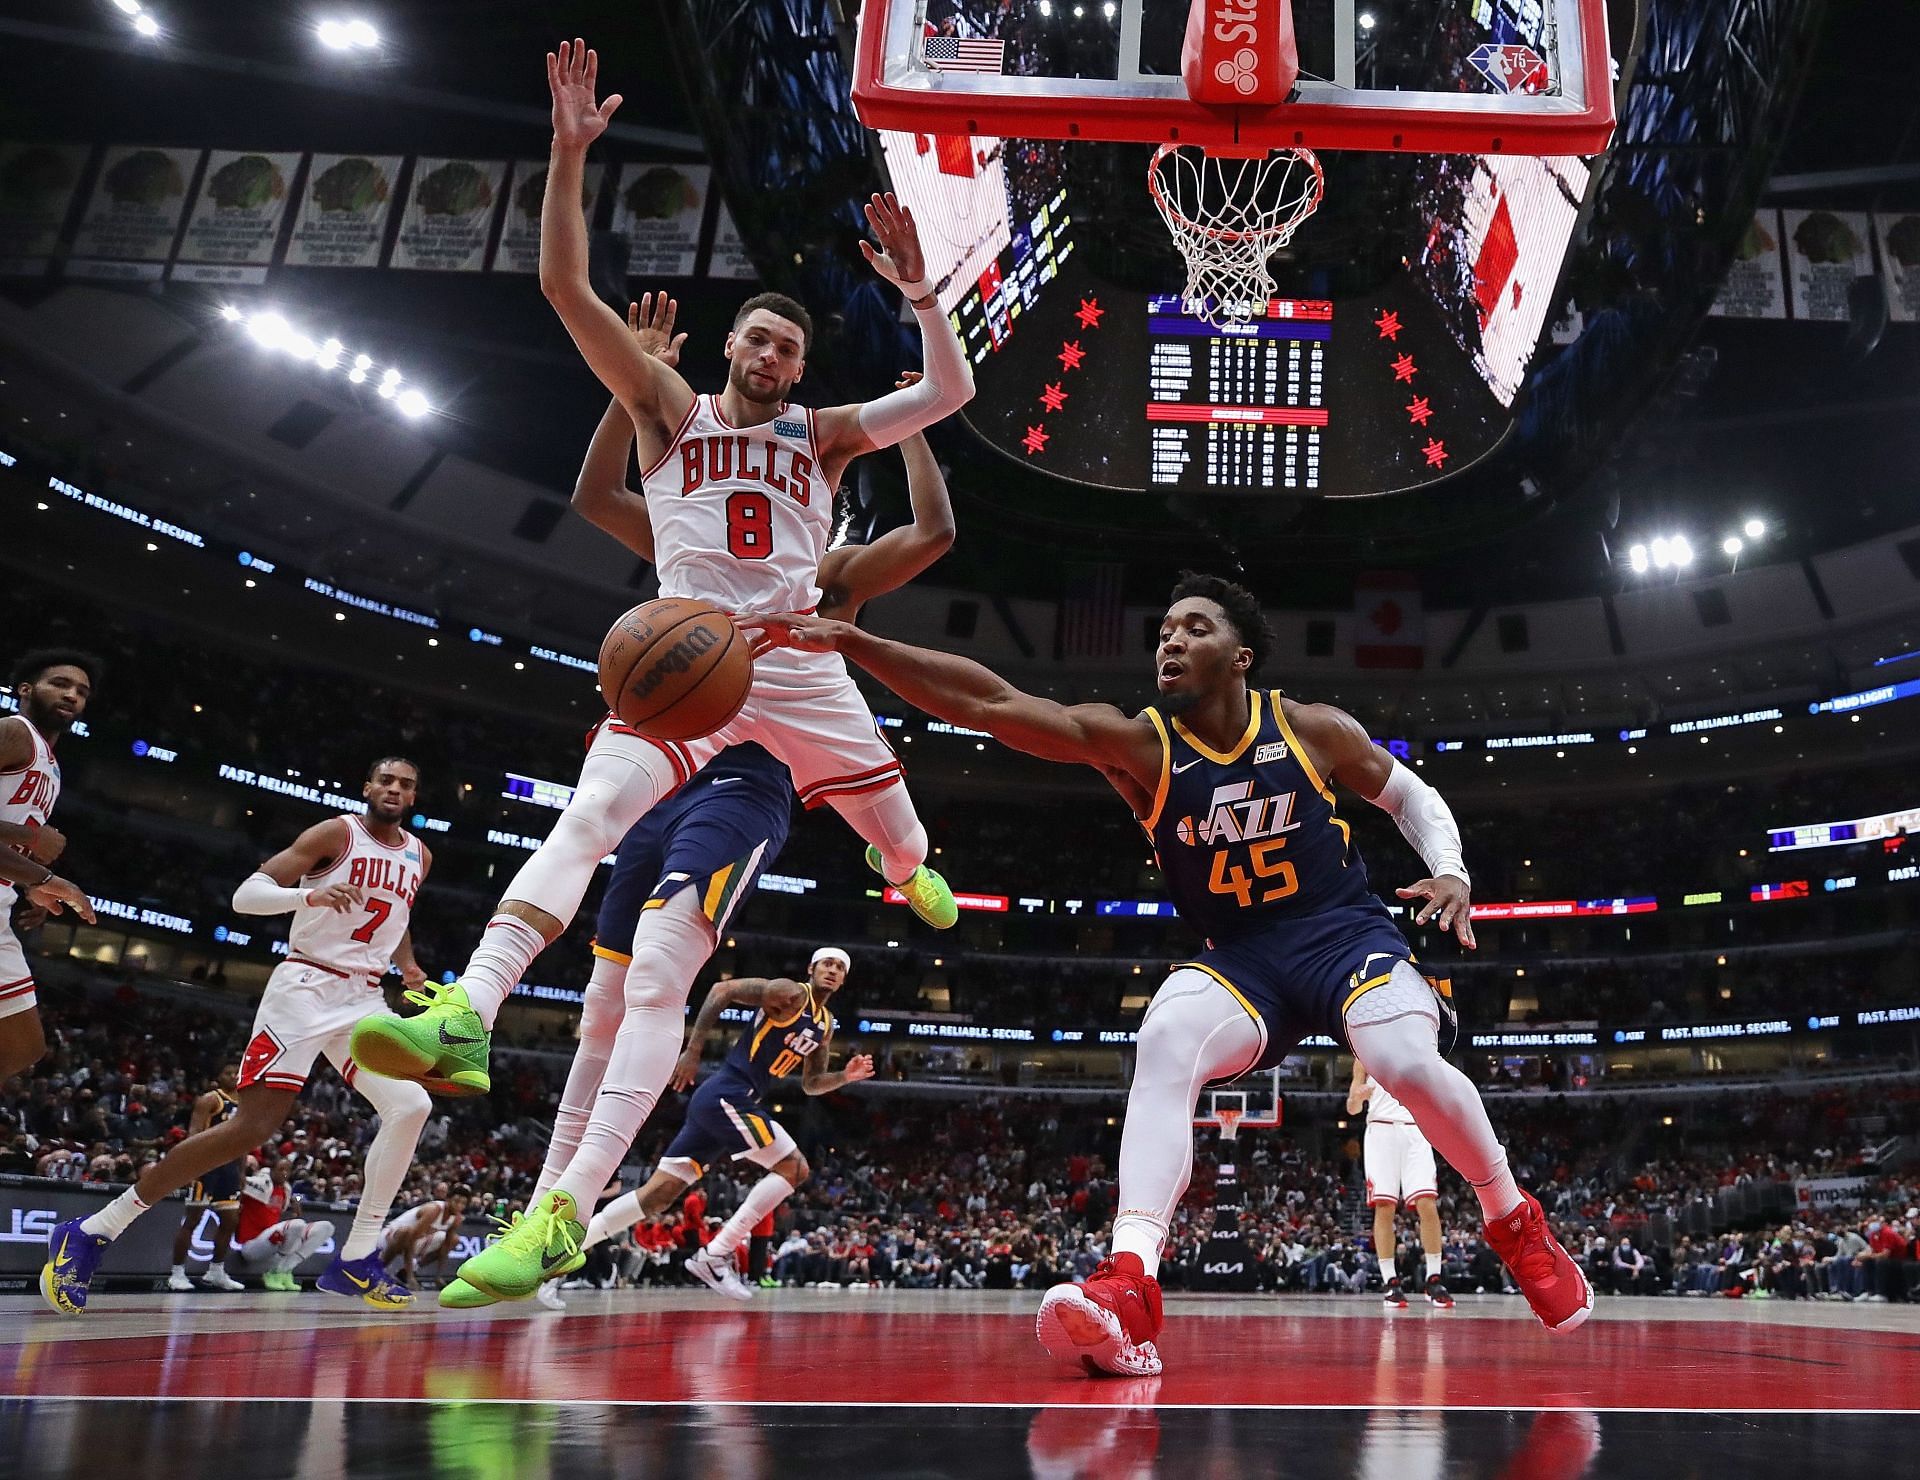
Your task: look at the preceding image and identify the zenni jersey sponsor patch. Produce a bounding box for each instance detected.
[772,417,807,440]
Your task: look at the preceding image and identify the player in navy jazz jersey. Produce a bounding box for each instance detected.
[746,571,1592,1373]
[578,946,872,1302]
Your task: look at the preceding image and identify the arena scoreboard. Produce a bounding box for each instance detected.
[1145,297,1331,493]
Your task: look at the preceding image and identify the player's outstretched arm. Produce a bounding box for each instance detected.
[813,194,974,466]
[1291,701,1477,950]
[539,41,694,432]
[571,296,686,558]
[816,374,956,621]
[742,615,1157,779]
[233,817,359,916]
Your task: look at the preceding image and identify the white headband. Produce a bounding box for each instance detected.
[810,947,851,971]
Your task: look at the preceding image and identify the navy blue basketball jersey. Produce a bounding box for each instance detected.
[714,986,834,1098]
[1142,689,1376,944]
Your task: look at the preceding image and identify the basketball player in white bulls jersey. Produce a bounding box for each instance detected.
[350,44,971,1161]
[0,651,99,1085]
[1350,1055,1454,1309]
[39,758,436,1316]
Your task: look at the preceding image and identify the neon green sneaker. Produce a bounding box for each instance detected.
[866,845,958,929]
[437,1277,495,1310]
[454,1191,586,1303]
[262,1268,298,1292]
[350,980,491,1097]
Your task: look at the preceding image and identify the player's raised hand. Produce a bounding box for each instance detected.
[25,874,94,925]
[306,882,367,914]
[547,39,622,153]
[670,1045,702,1092]
[737,613,849,660]
[843,1053,876,1085]
[1396,876,1476,950]
[629,293,688,367]
[23,824,65,864]
[860,192,929,296]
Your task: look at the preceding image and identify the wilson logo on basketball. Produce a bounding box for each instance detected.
[627,624,721,701]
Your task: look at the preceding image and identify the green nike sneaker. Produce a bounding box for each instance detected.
[454,1191,586,1303]
[350,980,491,1097]
[262,1268,298,1292]
[437,1278,495,1310]
[866,845,958,929]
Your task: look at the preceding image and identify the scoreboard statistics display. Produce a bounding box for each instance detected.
[1145,297,1331,493]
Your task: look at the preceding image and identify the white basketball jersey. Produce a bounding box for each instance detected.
[286,815,422,979]
[1366,1078,1416,1126]
[0,717,61,915]
[644,394,832,616]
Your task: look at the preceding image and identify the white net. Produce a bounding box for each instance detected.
[1147,144,1325,324]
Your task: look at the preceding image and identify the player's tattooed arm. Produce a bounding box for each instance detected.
[817,373,956,621]
[672,977,807,1089]
[740,617,1161,785]
[802,1021,876,1097]
[541,41,695,437]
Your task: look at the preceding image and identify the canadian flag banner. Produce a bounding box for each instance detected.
[1353,571,1425,670]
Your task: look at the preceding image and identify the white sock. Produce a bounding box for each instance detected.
[460,914,548,1029]
[1111,967,1265,1280]
[1426,1253,1441,1284]
[532,956,624,1203]
[584,1190,646,1251]
[81,1187,150,1241]
[1345,967,1522,1222]
[833,784,927,885]
[340,1073,432,1261]
[170,1262,186,1278]
[706,1173,795,1260]
[554,891,711,1213]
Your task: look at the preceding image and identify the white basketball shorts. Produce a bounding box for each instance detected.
[238,959,385,1092]
[1364,1119,1439,1207]
[0,922,36,1021]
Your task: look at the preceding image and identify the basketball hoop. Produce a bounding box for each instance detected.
[1212,1107,1246,1142]
[1147,144,1325,324]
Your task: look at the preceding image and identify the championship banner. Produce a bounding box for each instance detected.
[490,159,603,275]
[708,198,758,281]
[1873,210,1920,325]
[283,153,401,268]
[610,161,711,278]
[171,149,302,285]
[391,157,508,272]
[1783,209,1873,321]
[1710,210,1788,319]
[67,144,202,282]
[0,142,89,278]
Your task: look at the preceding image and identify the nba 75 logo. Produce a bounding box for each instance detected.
[1174,780,1297,847]
[1469,42,1550,95]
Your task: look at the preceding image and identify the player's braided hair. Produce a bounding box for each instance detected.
[734,291,814,352]
[1169,572,1275,679]
[11,648,101,693]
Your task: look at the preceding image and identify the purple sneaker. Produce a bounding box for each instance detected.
[317,1252,415,1310]
[40,1217,110,1316]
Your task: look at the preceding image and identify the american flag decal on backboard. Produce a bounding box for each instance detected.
[922,35,1007,73]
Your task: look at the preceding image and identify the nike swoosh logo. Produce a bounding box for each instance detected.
[710,777,743,787]
[541,1249,570,1270]
[1172,759,1202,774]
[344,1271,371,1289]
[439,1025,484,1045]
[54,1234,69,1267]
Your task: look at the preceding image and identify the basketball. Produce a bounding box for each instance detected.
[597,597,752,741]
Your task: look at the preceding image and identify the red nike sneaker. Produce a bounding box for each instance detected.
[1484,1191,1594,1332]
[1037,1253,1165,1377]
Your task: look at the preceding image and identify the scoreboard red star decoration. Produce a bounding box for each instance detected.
[1057,340,1087,371]
[1075,297,1105,329]
[1039,382,1068,413]
[1405,395,1434,427]
[1022,425,1050,456]
[1421,437,1449,468]
[1391,352,1418,383]
[1374,309,1403,341]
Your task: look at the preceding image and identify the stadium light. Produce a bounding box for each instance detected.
[1359,11,1377,29]
[1743,517,1766,539]
[1627,543,1648,574]
[246,310,291,350]
[226,309,431,417]
[1038,0,1052,15]
[132,12,160,37]
[396,388,430,419]
[1650,537,1671,570]
[1671,535,1694,568]
[317,18,380,51]
[111,0,142,12]
[1102,0,1116,15]
[1722,536,1743,557]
